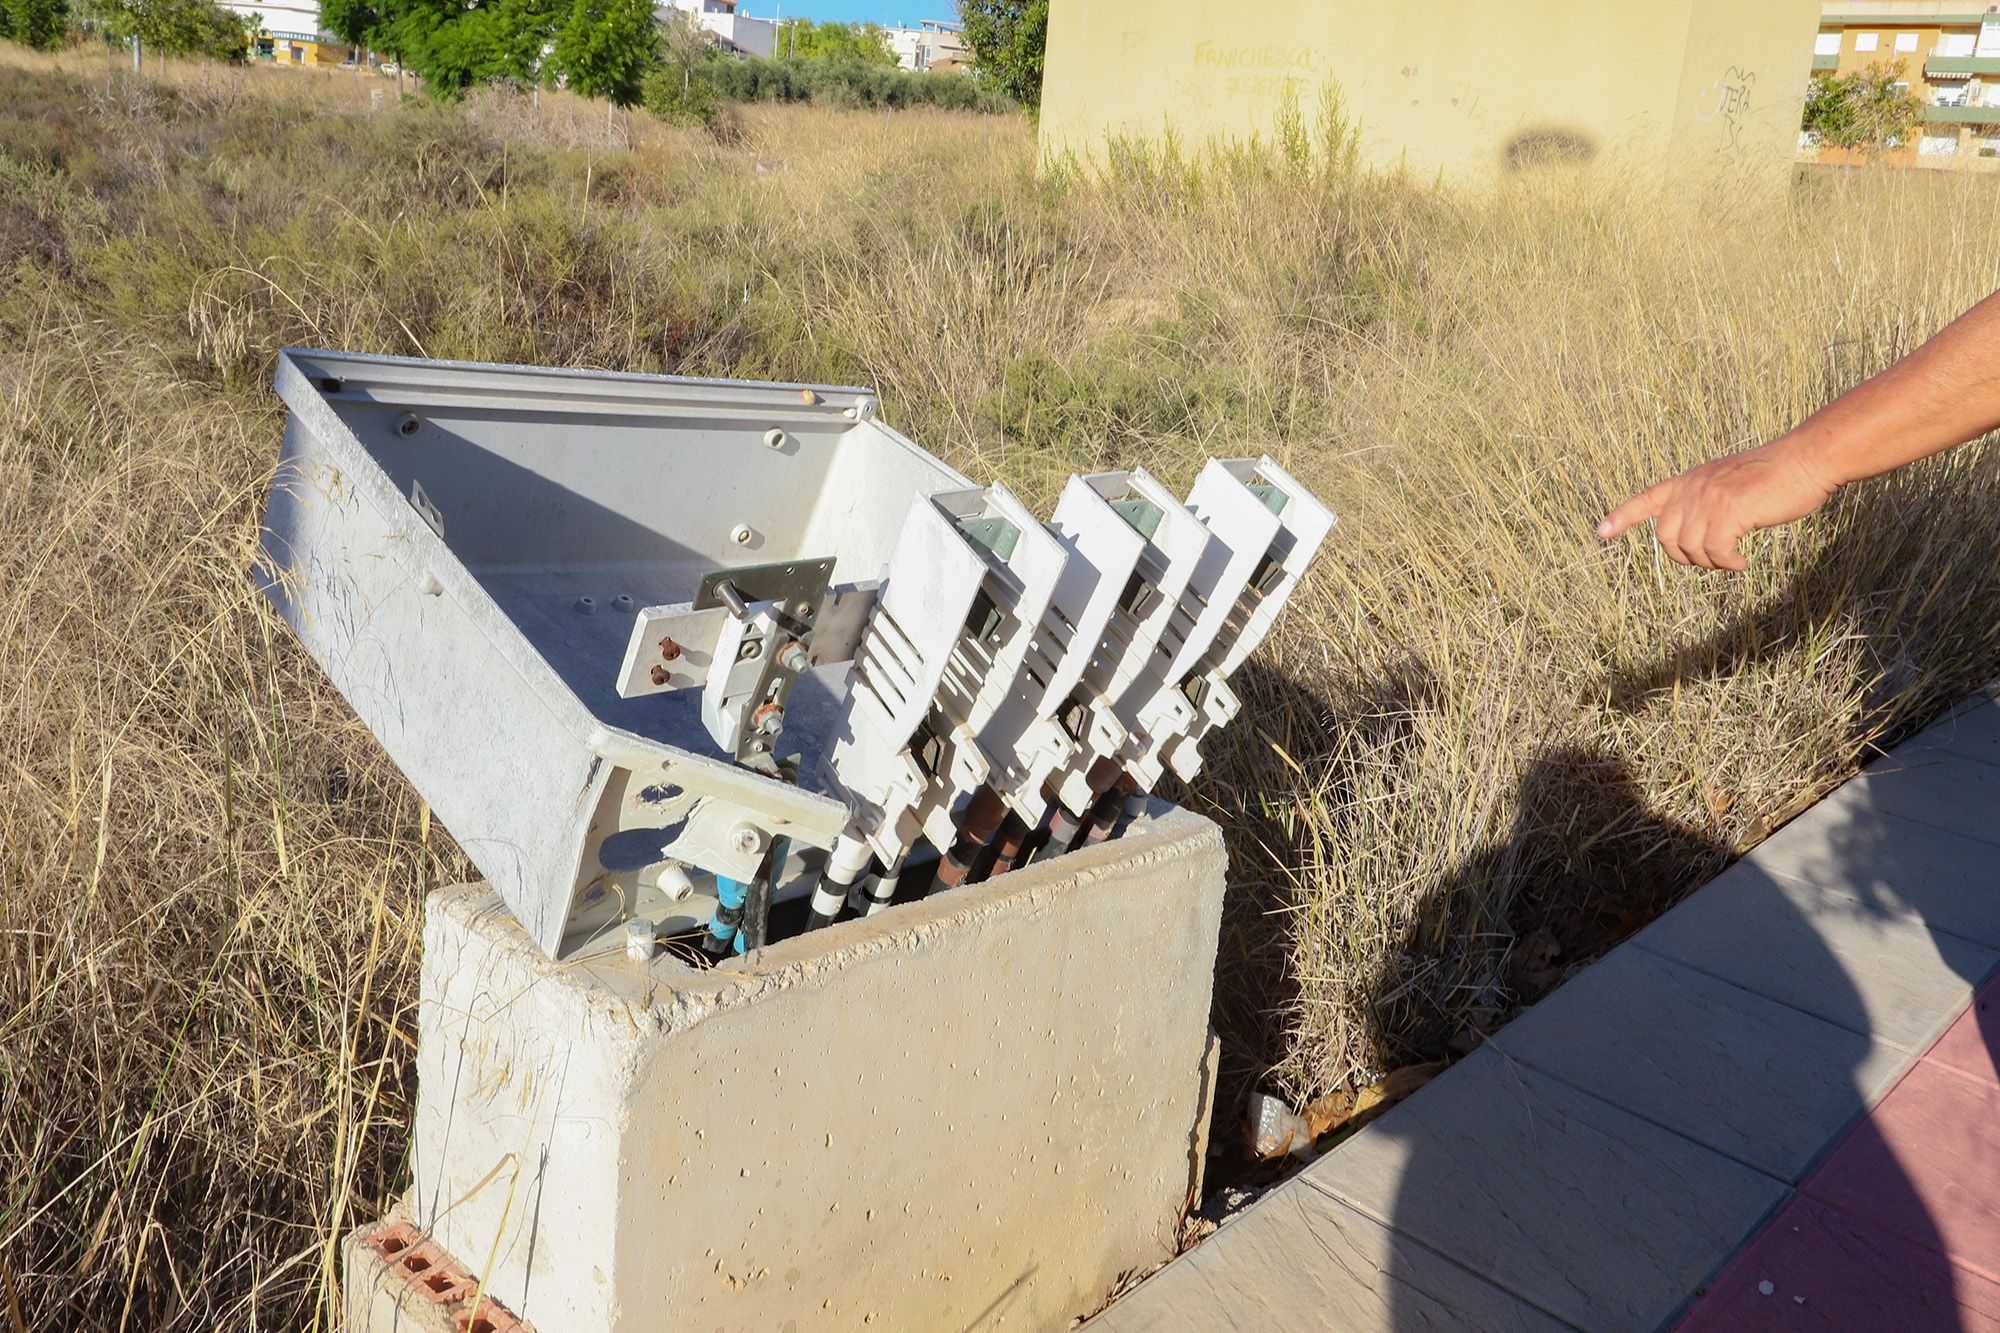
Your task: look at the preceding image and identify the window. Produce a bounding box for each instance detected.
[1895,32,1919,52]
[1981,19,2000,56]
[1941,32,1976,57]
[1855,32,1879,51]
[1815,32,1841,55]
[1937,82,1970,106]
[1919,133,1959,156]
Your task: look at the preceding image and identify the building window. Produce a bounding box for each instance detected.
[1895,32,1919,52]
[1981,19,2000,57]
[1918,133,1959,155]
[1941,32,1976,57]
[1855,32,1879,51]
[1815,31,1841,55]
[1937,82,1970,107]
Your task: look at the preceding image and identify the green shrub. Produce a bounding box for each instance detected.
[641,63,720,129]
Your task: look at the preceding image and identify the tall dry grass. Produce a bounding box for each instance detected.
[3,41,1999,1328]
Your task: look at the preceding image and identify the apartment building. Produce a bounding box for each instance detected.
[659,0,778,59]
[885,19,969,72]
[1812,3,2000,163]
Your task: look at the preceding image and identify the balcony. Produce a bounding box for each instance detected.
[1927,55,2000,75]
[1921,103,2000,123]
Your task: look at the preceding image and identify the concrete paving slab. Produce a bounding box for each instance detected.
[1086,1180,1568,1333]
[1829,751,2000,850]
[1899,694,2000,771]
[1676,1195,2000,1332]
[1630,863,1998,1053]
[1491,947,1908,1182]
[1746,801,2000,949]
[1805,1057,2000,1283]
[1926,980,2000,1088]
[1304,1046,1788,1331]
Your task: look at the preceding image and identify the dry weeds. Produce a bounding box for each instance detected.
[2,42,1999,1328]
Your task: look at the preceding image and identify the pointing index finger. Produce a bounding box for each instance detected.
[1596,483,1668,541]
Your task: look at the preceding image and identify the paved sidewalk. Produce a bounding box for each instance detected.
[1092,691,2000,1332]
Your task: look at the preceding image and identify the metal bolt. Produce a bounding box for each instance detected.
[731,825,761,854]
[395,413,420,437]
[649,664,670,686]
[737,639,762,662]
[659,637,681,661]
[776,640,808,672]
[793,600,814,620]
[751,702,785,735]
[730,524,754,546]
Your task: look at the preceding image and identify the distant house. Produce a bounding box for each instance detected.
[885,19,968,72]
[659,0,778,59]
[223,0,351,66]
[1808,3,2000,166]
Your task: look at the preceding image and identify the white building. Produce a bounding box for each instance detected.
[884,18,967,71]
[659,0,778,59]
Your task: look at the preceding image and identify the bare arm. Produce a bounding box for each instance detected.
[1598,288,2000,570]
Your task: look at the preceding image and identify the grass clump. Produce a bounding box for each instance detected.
[4,37,2000,1328]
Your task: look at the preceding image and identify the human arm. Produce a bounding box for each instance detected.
[1597,288,2000,570]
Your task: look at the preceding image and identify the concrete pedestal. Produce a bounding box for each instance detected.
[345,806,1227,1332]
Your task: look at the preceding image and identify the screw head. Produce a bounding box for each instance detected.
[731,524,754,545]
[764,428,788,450]
[658,637,681,661]
[649,664,670,686]
[731,825,761,854]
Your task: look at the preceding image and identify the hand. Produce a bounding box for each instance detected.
[1596,439,1838,571]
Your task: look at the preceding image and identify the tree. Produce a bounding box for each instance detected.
[0,0,70,50]
[319,0,387,59]
[959,0,1044,109]
[546,0,657,104]
[773,18,893,65]
[1802,61,1921,155]
[642,11,720,126]
[98,0,251,60]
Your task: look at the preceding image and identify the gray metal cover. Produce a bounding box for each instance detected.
[257,350,967,957]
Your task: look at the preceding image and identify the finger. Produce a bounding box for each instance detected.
[1680,516,1723,570]
[1654,511,1693,567]
[1705,524,1751,573]
[1597,483,1670,540]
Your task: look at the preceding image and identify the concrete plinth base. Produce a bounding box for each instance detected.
[349,805,1227,1332]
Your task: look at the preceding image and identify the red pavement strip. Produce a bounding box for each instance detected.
[1680,976,2000,1330]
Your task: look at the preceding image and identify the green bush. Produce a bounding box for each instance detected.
[0,0,68,50]
[704,52,1010,113]
[641,64,720,129]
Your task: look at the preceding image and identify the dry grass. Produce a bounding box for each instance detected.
[3,41,2000,1328]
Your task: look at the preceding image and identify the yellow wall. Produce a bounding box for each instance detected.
[1041,0,1824,184]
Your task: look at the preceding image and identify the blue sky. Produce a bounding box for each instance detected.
[741,0,957,25]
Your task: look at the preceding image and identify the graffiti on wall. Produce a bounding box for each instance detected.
[1194,41,1320,100]
[1694,64,1758,152]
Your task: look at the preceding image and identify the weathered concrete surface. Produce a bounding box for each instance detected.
[1087,1179,1568,1333]
[1492,946,1907,1182]
[1307,1048,1789,1331]
[1632,866,1997,1053]
[394,806,1227,1333]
